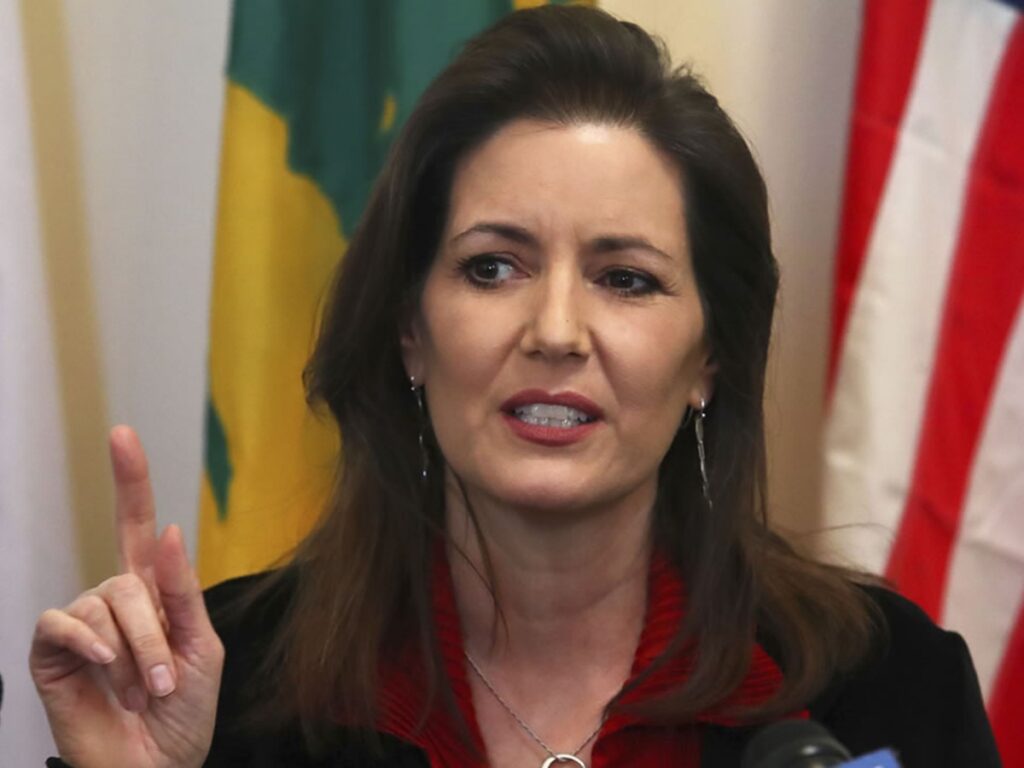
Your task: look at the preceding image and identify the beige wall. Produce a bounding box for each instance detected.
[604,0,863,533]
[20,0,232,580]
[24,0,861,576]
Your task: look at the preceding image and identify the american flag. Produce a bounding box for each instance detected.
[823,0,1023,762]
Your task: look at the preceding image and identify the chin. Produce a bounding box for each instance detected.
[474,473,616,517]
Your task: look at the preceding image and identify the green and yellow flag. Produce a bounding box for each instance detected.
[200,0,589,586]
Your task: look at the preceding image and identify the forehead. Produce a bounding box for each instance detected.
[445,119,687,251]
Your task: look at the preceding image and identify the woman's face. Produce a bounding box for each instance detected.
[402,119,713,515]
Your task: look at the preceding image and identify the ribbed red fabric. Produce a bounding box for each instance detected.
[376,550,797,767]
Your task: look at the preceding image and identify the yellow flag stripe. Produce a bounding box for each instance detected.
[199,83,341,586]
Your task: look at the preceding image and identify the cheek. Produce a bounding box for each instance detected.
[600,309,704,417]
[418,289,515,411]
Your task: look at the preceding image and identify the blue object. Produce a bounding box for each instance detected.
[840,749,901,768]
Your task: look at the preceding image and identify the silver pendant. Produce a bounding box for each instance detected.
[541,755,587,768]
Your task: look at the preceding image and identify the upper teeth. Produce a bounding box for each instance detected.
[513,403,593,426]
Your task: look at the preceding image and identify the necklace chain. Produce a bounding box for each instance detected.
[464,651,604,766]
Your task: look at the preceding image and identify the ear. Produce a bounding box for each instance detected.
[688,355,718,410]
[399,313,426,386]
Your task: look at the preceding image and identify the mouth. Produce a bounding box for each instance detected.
[511,403,596,428]
[500,390,603,445]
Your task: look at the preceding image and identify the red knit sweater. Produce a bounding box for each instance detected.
[376,551,799,767]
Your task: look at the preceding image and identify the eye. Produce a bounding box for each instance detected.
[599,268,661,297]
[457,255,520,288]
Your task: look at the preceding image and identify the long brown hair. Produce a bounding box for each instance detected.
[254,3,880,748]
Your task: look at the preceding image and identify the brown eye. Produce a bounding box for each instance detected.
[600,268,659,296]
[459,255,518,287]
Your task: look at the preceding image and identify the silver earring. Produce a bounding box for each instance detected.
[695,398,711,507]
[410,377,428,481]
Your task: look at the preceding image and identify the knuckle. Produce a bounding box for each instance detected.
[34,608,66,639]
[103,573,146,603]
[32,610,86,654]
[36,607,62,626]
[131,630,168,657]
[70,594,110,625]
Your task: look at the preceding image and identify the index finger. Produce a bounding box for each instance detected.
[110,425,158,580]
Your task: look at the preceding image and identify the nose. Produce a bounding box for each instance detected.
[520,264,591,360]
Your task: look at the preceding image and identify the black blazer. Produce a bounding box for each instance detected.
[191,573,1001,767]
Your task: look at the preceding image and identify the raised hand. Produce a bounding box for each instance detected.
[30,427,224,768]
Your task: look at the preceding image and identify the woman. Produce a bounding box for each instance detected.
[31,6,999,767]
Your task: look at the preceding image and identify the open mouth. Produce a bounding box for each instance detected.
[499,390,603,445]
[512,403,595,428]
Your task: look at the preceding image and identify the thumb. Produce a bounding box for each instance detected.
[155,524,215,650]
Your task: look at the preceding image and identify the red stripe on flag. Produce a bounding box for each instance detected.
[886,19,1024,619]
[827,0,931,396]
[989,597,1024,765]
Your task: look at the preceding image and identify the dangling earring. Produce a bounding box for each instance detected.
[695,397,711,507]
[410,376,428,481]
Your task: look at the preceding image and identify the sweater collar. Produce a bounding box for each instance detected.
[376,543,796,765]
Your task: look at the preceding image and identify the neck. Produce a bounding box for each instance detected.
[445,472,654,672]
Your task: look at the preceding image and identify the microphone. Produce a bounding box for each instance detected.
[741,720,901,768]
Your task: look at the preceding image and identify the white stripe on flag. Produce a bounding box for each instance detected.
[0,0,81,759]
[942,303,1024,698]
[822,0,1018,572]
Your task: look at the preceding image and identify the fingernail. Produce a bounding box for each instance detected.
[148,663,175,697]
[90,641,116,664]
[125,685,147,712]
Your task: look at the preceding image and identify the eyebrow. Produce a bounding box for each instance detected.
[450,222,538,247]
[450,222,676,262]
[591,235,675,264]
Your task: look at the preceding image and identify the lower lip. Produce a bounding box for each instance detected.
[501,412,601,446]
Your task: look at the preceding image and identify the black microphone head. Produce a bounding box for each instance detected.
[741,719,852,768]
